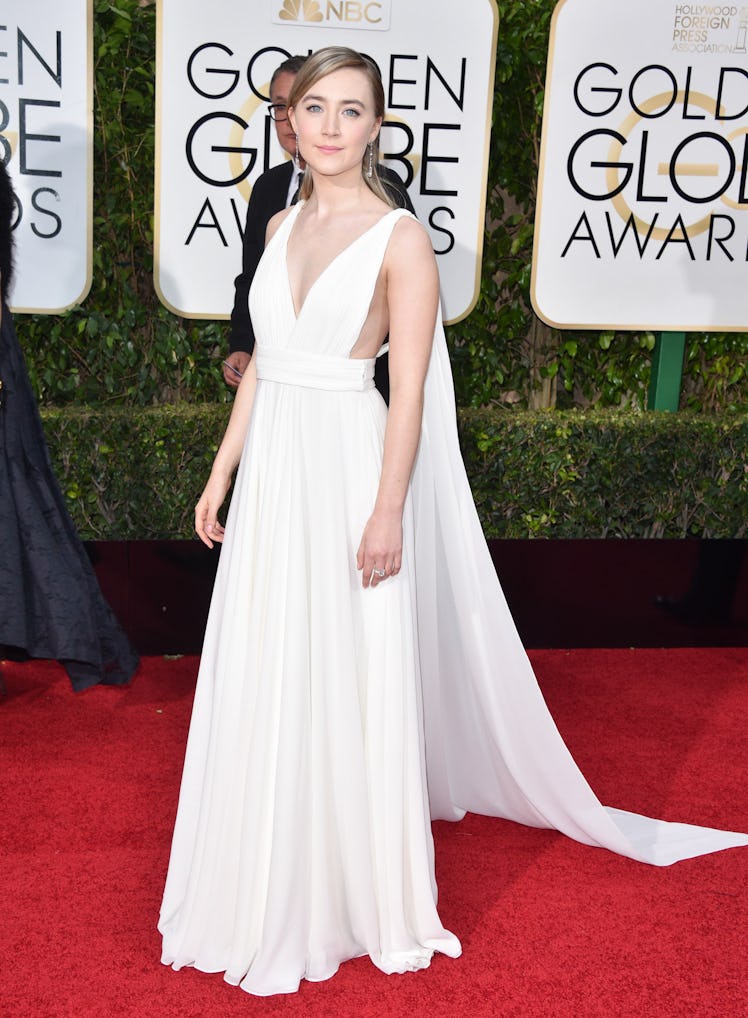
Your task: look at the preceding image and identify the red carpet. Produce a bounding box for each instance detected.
[1,649,746,1017]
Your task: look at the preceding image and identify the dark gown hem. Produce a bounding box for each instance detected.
[0,642,138,691]
[0,304,140,692]
[63,654,140,692]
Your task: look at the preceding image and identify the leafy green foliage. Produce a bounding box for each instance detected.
[459,406,748,538]
[43,403,230,538]
[14,0,748,412]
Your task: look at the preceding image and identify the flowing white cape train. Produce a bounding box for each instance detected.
[412,305,747,866]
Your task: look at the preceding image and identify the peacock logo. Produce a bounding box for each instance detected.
[273,0,390,30]
[278,0,324,21]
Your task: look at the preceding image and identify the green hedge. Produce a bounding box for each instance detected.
[460,408,747,538]
[41,406,747,540]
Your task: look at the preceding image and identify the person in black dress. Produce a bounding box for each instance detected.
[0,161,139,691]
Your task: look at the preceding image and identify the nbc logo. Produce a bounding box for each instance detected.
[275,0,390,29]
[279,0,324,20]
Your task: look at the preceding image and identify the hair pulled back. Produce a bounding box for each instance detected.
[288,47,396,208]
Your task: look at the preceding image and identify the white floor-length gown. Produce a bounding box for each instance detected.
[159,205,747,996]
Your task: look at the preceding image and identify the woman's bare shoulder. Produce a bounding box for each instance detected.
[265,206,294,246]
[385,213,437,278]
[388,213,434,257]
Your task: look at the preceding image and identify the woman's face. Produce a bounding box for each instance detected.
[289,67,381,181]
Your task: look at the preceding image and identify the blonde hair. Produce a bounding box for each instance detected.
[288,47,396,208]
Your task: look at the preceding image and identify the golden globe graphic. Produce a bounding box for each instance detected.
[532,0,748,331]
[155,0,497,323]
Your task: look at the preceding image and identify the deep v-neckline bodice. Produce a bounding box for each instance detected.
[249,202,410,358]
[284,203,400,321]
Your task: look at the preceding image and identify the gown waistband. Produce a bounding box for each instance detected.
[255,347,375,392]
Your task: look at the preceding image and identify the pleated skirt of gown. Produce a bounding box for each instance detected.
[159,371,461,994]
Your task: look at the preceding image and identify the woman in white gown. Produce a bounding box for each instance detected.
[159,47,747,997]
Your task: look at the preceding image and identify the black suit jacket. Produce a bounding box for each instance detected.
[229,162,295,355]
[228,164,415,402]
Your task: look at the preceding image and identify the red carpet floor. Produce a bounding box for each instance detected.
[1,649,746,1018]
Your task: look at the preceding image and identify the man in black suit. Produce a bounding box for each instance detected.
[224,55,414,399]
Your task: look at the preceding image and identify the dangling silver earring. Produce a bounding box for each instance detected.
[295,135,300,170]
[367,142,374,179]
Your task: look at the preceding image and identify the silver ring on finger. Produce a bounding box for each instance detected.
[372,568,386,579]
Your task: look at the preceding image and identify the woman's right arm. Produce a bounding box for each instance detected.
[195,351,258,547]
[196,205,293,547]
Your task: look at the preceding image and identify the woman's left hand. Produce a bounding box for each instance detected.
[356,509,403,588]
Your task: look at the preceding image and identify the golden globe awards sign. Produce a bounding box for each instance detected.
[531,0,748,331]
[0,0,92,313]
[155,0,498,323]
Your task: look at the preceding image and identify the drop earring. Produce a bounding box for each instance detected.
[367,142,373,179]
[295,135,300,171]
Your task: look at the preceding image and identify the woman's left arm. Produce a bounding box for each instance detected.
[356,217,439,588]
